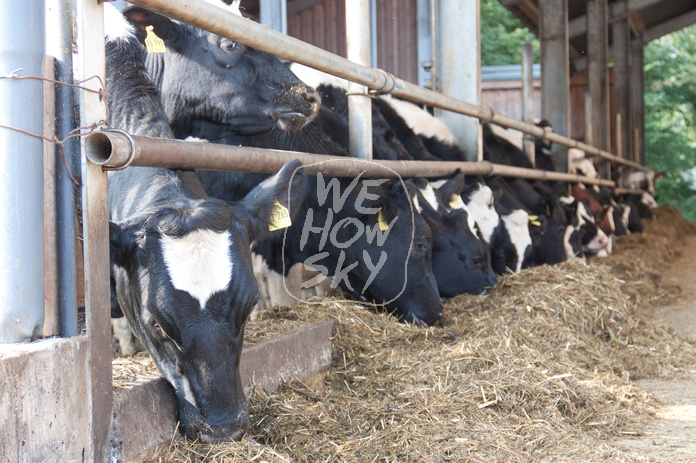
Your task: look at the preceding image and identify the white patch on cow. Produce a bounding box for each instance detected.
[641,192,658,208]
[112,317,139,356]
[180,376,198,408]
[563,224,580,262]
[380,95,456,144]
[429,179,447,189]
[622,205,632,232]
[203,0,242,16]
[465,185,499,244]
[103,3,135,42]
[584,228,609,252]
[558,195,575,206]
[413,194,422,214]
[490,125,523,149]
[290,63,351,91]
[502,210,531,273]
[576,201,592,225]
[184,136,209,143]
[419,184,439,211]
[161,229,233,310]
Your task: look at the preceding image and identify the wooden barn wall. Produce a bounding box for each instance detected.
[482,69,615,145]
[287,0,419,84]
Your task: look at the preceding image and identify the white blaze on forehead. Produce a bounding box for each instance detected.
[449,197,479,237]
[419,184,439,211]
[161,229,233,310]
[413,194,422,214]
[503,210,531,273]
[381,95,456,145]
[465,185,499,244]
[103,3,135,42]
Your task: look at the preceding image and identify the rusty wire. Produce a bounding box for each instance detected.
[0,68,110,186]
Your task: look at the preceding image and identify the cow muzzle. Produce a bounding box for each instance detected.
[274,85,321,132]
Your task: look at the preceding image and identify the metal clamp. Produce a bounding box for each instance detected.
[480,105,495,124]
[368,69,397,96]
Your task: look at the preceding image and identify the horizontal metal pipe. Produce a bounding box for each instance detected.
[614,188,648,195]
[85,131,616,187]
[127,0,648,172]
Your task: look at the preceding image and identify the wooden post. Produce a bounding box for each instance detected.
[539,0,570,173]
[584,92,593,145]
[612,0,632,160]
[631,36,645,166]
[435,0,481,161]
[521,43,535,165]
[74,0,112,459]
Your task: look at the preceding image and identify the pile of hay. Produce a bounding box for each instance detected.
[142,206,696,462]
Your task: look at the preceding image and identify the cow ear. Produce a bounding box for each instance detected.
[239,160,307,240]
[122,7,183,52]
[109,222,139,269]
[434,170,465,200]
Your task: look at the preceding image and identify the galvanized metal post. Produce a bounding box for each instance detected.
[435,0,481,161]
[260,0,287,34]
[345,0,372,159]
[0,0,46,343]
[46,0,80,337]
[631,36,645,166]
[521,43,535,165]
[416,0,433,89]
[539,0,570,173]
[613,0,631,160]
[74,0,112,459]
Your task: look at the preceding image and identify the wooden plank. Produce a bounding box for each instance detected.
[613,1,632,159]
[539,0,570,172]
[74,0,112,460]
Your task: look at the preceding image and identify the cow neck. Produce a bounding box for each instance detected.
[145,53,165,94]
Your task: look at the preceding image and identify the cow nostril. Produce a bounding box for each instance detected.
[301,88,320,105]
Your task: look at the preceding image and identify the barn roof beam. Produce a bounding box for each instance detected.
[569,0,664,39]
[643,9,696,43]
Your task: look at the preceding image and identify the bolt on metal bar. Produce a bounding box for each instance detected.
[85,130,616,187]
[126,0,648,172]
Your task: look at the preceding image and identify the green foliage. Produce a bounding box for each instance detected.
[645,25,696,222]
[480,0,539,66]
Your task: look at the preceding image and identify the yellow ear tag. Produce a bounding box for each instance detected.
[530,220,541,226]
[528,215,538,221]
[449,194,465,209]
[145,26,167,53]
[268,200,291,231]
[378,209,389,231]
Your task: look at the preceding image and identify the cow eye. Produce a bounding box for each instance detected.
[415,240,430,252]
[220,38,240,52]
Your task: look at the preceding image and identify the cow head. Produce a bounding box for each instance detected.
[109,161,306,442]
[412,176,497,297]
[279,176,443,327]
[121,3,321,138]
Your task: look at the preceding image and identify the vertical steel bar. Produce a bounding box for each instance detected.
[416,0,432,89]
[74,0,112,459]
[539,0,570,173]
[0,0,46,343]
[613,0,631,160]
[435,0,481,161]
[369,0,378,69]
[345,0,372,159]
[43,56,60,338]
[46,0,80,337]
[521,43,535,165]
[631,36,645,166]
[260,0,287,34]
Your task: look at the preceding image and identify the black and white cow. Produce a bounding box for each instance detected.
[104,3,309,442]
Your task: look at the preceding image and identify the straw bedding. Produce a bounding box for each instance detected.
[113,206,696,462]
